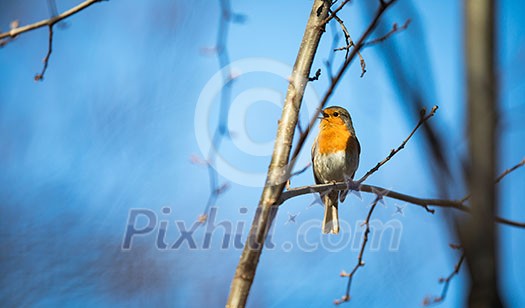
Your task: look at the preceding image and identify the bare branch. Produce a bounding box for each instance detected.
[362,19,411,47]
[290,162,312,178]
[226,1,331,306]
[495,158,525,183]
[332,17,410,78]
[0,0,105,80]
[280,182,458,211]
[0,0,104,40]
[460,157,525,203]
[34,26,53,81]
[423,251,466,306]
[335,195,381,305]
[279,168,525,228]
[286,162,312,190]
[357,105,438,184]
[330,13,366,77]
[282,102,525,229]
[322,0,352,26]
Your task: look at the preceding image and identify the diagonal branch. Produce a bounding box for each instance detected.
[423,250,466,306]
[0,0,106,81]
[322,0,352,26]
[330,13,366,76]
[226,1,331,306]
[495,158,525,183]
[357,105,438,184]
[0,0,104,40]
[460,157,525,203]
[362,18,411,47]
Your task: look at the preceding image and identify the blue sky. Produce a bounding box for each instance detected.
[1,0,524,307]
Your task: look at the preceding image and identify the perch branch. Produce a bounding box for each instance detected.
[279,166,525,228]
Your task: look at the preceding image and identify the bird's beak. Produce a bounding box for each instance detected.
[317,111,328,120]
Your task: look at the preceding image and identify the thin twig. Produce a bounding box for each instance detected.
[362,19,411,47]
[330,13,366,76]
[322,0,352,26]
[357,105,438,184]
[34,26,53,81]
[333,18,410,77]
[0,0,105,80]
[496,158,525,183]
[0,0,104,40]
[308,68,322,81]
[286,162,312,190]
[460,157,525,203]
[290,162,312,177]
[423,252,466,306]
[335,195,381,304]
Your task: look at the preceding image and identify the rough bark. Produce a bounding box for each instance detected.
[225,1,331,307]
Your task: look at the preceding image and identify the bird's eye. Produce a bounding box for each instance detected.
[333,112,339,117]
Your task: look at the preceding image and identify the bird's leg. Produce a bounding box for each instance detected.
[344,174,360,192]
[341,174,361,202]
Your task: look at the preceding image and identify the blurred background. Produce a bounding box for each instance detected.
[1,0,524,307]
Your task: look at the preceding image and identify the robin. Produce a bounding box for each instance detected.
[311,106,360,234]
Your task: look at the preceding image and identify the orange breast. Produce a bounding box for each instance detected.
[317,124,351,154]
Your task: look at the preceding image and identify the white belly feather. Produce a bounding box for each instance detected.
[313,151,349,184]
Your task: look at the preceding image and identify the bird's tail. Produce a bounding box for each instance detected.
[322,192,339,234]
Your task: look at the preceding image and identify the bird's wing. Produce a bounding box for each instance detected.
[349,136,361,178]
[311,137,322,185]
